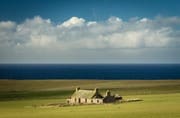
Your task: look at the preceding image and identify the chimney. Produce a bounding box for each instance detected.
[106,90,111,96]
[76,87,80,92]
[94,88,99,93]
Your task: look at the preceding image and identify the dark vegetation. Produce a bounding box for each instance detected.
[0,80,180,101]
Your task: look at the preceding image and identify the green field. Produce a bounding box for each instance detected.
[0,80,180,118]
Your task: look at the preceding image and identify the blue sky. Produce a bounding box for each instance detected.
[0,0,180,63]
[0,0,180,22]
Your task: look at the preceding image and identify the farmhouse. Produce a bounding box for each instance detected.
[66,87,122,104]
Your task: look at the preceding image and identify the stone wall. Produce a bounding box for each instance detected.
[67,98,103,104]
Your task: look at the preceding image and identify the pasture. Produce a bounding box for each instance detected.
[0,80,180,118]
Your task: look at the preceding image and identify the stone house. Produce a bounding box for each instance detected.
[66,87,122,104]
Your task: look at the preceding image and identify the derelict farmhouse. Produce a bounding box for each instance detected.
[67,87,122,104]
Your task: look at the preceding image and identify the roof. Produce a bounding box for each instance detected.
[71,89,103,99]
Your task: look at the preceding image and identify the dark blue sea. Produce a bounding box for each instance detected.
[0,64,180,80]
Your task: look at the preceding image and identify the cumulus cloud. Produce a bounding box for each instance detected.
[58,17,85,28]
[0,21,16,30]
[1,16,179,49]
[0,16,180,63]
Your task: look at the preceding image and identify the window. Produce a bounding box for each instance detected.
[97,100,99,103]
[85,98,87,103]
[91,99,93,103]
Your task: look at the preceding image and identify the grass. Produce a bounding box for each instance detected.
[0,80,180,118]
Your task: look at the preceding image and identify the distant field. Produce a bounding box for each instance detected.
[0,80,180,100]
[1,80,180,91]
[0,80,180,118]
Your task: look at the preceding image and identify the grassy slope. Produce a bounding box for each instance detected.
[0,93,180,118]
[0,80,180,118]
[1,80,180,100]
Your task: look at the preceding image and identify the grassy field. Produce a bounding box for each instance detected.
[0,80,180,118]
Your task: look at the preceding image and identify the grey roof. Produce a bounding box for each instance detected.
[71,89,103,99]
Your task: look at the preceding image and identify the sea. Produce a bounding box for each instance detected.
[0,64,180,80]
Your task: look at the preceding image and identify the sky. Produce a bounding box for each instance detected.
[0,0,180,63]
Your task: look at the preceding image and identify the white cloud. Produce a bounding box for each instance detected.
[0,16,180,63]
[58,17,85,28]
[108,16,122,24]
[139,18,149,23]
[0,21,16,30]
[1,16,180,49]
[87,21,97,26]
[155,16,180,25]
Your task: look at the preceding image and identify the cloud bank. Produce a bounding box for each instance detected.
[0,16,180,63]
